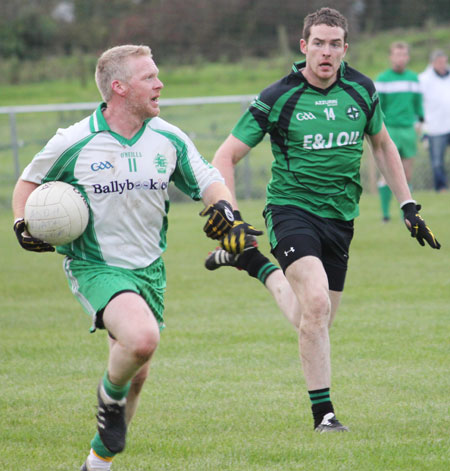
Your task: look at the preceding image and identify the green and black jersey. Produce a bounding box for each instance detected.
[232,61,383,220]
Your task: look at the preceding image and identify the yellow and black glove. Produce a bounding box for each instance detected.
[220,210,263,254]
[13,218,55,253]
[401,202,440,249]
[200,200,235,240]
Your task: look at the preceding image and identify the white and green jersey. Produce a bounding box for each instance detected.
[21,103,223,269]
[232,61,383,221]
[375,68,423,128]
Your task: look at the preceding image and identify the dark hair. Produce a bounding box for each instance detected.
[302,7,348,43]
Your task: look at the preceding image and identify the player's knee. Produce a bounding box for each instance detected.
[301,291,330,329]
[132,329,160,364]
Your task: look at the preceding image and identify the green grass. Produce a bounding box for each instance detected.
[0,57,292,106]
[1,193,449,470]
[1,27,450,468]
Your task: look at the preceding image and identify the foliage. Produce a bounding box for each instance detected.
[1,0,450,65]
[0,22,449,87]
[345,23,450,78]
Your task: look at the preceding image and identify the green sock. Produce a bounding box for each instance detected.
[91,432,116,459]
[102,370,131,401]
[309,388,334,428]
[378,184,392,220]
[237,248,279,285]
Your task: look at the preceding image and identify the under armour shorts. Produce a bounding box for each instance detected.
[264,204,354,291]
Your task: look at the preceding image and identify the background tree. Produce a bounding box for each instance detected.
[0,0,449,62]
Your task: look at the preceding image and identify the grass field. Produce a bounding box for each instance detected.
[1,25,449,467]
[1,192,449,471]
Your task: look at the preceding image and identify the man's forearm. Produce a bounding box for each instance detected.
[12,179,38,219]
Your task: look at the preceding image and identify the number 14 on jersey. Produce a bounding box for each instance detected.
[324,108,336,120]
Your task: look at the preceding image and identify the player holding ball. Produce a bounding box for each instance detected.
[12,45,254,471]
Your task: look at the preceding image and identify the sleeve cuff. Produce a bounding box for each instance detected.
[400,199,416,209]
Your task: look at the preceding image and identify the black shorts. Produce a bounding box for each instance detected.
[264,204,354,291]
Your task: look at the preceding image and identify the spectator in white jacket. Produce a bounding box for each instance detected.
[419,50,450,192]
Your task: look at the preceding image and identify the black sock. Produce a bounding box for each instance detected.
[309,388,334,428]
[236,247,279,284]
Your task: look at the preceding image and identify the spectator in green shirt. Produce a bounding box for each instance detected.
[375,42,424,222]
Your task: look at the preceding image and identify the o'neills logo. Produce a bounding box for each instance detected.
[92,179,169,194]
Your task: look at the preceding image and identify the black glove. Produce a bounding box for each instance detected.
[220,210,263,254]
[401,203,440,249]
[13,218,55,253]
[199,200,235,240]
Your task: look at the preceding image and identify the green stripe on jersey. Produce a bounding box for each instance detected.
[43,133,104,261]
[151,128,203,200]
[43,134,96,182]
[252,99,271,114]
[375,69,423,127]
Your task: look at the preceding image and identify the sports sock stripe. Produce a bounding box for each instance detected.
[257,262,279,284]
[309,388,331,405]
[309,388,334,428]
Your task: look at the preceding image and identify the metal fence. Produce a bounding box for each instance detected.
[0,95,255,180]
[0,94,439,209]
[0,95,259,207]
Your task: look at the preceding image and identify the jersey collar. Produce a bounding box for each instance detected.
[292,60,347,93]
[89,102,151,146]
[292,60,306,75]
[89,103,110,133]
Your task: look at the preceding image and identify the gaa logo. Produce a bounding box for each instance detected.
[91,161,114,171]
[296,112,317,121]
[346,106,360,121]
